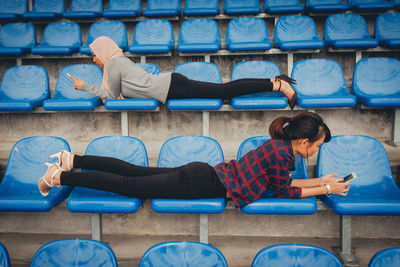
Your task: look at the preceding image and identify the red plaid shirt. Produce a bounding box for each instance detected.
[214,139,302,208]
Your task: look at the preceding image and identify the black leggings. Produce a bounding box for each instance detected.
[166,72,273,100]
[60,155,227,199]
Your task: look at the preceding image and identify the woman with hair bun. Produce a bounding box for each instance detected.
[38,111,349,208]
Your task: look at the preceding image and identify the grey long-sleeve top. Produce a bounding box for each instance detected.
[81,56,172,104]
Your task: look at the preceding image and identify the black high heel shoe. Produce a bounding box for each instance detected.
[275,74,297,110]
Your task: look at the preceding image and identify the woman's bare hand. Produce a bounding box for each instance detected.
[68,74,84,90]
[319,173,340,185]
[328,179,350,196]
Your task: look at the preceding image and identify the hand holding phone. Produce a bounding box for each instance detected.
[342,172,357,182]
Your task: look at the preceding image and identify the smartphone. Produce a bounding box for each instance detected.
[342,172,357,182]
[66,73,72,78]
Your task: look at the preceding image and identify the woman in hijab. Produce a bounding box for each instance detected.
[69,36,298,109]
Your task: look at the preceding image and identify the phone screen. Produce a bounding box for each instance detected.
[343,173,357,182]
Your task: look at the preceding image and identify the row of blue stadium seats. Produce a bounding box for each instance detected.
[1,0,400,20]
[0,135,399,217]
[1,13,399,56]
[0,58,399,111]
[3,239,398,267]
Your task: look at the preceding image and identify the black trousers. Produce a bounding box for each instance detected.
[60,155,227,199]
[166,72,273,100]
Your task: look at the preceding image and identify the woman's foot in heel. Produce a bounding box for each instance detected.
[49,150,74,171]
[38,163,62,196]
[272,75,297,110]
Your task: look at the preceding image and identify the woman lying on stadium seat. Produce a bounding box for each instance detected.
[38,112,350,208]
[68,36,298,109]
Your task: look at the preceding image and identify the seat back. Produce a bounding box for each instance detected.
[375,13,400,41]
[139,241,228,267]
[237,136,307,180]
[31,0,64,13]
[0,0,27,16]
[0,136,69,197]
[174,62,222,83]
[69,0,103,13]
[158,136,224,168]
[136,63,161,75]
[108,0,141,12]
[252,244,342,267]
[132,19,174,46]
[231,61,280,80]
[30,239,118,267]
[184,0,219,15]
[53,64,102,100]
[317,135,400,199]
[144,0,180,15]
[178,19,221,50]
[226,17,269,43]
[40,22,81,48]
[291,59,348,97]
[85,136,148,167]
[369,247,400,267]
[352,57,400,97]
[86,21,128,50]
[325,14,371,41]
[0,242,10,267]
[0,23,36,49]
[0,65,49,101]
[224,0,261,14]
[275,15,319,42]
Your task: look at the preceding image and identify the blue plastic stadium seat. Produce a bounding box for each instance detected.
[317,135,400,215]
[167,62,223,110]
[143,0,180,16]
[184,0,219,15]
[305,0,348,12]
[103,0,141,17]
[139,241,228,267]
[252,244,342,267]
[0,23,36,55]
[238,136,317,215]
[369,247,400,267]
[0,137,72,212]
[230,61,287,109]
[151,136,226,214]
[30,239,118,267]
[348,0,394,10]
[352,57,400,107]
[224,0,261,15]
[67,136,147,213]
[177,19,221,52]
[264,0,304,14]
[0,0,27,19]
[226,17,272,51]
[31,22,81,55]
[274,16,324,50]
[43,64,102,111]
[80,21,128,54]
[0,242,10,267]
[375,13,400,47]
[129,19,174,53]
[0,65,49,111]
[324,14,378,48]
[105,63,160,110]
[291,59,356,108]
[62,0,102,18]
[23,0,64,19]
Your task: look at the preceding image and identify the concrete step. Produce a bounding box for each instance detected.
[1,233,399,267]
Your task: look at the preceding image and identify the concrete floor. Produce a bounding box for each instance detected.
[2,233,400,267]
